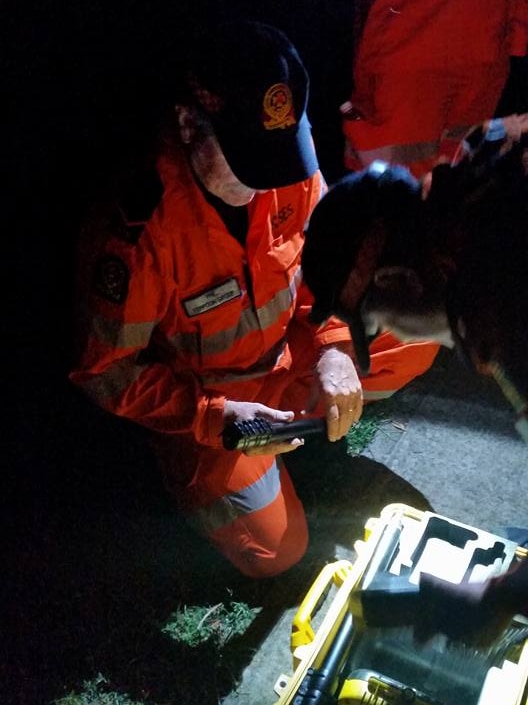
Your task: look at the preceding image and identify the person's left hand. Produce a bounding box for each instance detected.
[308,343,363,441]
[223,400,303,456]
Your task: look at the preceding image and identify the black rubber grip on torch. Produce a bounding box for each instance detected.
[222,417,327,451]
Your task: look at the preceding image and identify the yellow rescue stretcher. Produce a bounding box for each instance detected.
[273,503,528,705]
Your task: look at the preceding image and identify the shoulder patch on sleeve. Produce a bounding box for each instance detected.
[93,254,130,304]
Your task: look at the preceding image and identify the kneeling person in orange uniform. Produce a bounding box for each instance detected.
[69,21,436,579]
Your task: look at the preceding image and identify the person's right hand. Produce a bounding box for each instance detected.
[223,400,303,456]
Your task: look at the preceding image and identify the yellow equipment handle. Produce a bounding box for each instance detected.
[290,559,354,651]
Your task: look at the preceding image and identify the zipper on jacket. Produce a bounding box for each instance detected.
[243,259,257,315]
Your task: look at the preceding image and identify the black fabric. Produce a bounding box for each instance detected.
[200,186,249,246]
[118,168,164,224]
[430,136,528,401]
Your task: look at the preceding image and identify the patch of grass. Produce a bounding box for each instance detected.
[53,674,143,705]
[346,401,392,456]
[162,601,261,649]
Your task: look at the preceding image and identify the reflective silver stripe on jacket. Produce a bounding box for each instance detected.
[80,357,144,404]
[89,267,301,361]
[91,315,157,348]
[354,125,473,168]
[355,140,440,166]
[201,336,287,384]
[188,458,281,535]
[171,265,301,357]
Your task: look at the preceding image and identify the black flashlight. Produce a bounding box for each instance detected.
[222,417,327,451]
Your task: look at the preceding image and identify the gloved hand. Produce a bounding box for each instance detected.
[415,573,515,647]
[308,343,363,442]
[223,400,302,456]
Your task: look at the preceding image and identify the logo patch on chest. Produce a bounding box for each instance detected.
[183,278,242,317]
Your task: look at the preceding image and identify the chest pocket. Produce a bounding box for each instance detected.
[178,276,262,367]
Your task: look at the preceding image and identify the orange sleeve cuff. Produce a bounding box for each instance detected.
[313,315,352,349]
[194,394,226,448]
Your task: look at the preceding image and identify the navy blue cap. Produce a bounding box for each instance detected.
[187,21,319,190]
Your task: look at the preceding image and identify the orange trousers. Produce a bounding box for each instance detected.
[154,330,439,578]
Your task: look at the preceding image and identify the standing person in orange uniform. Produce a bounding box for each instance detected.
[338,0,528,389]
[341,0,528,179]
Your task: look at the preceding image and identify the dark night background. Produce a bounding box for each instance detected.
[5,2,528,703]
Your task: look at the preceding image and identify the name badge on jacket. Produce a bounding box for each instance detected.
[183,278,242,317]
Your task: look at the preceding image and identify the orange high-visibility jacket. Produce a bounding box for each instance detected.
[354,0,527,76]
[69,148,350,447]
[343,0,528,175]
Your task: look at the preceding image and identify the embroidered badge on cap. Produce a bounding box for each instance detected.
[93,255,130,304]
[262,83,296,130]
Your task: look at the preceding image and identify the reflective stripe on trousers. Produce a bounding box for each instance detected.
[205,457,309,579]
[188,458,282,535]
[153,433,310,578]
